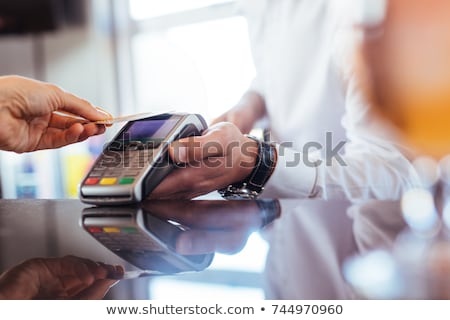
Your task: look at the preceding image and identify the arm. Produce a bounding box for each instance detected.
[261,79,421,201]
[262,140,420,201]
[211,90,267,134]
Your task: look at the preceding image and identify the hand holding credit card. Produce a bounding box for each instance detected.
[94,111,175,124]
[53,110,175,125]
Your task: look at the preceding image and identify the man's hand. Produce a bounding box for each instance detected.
[0,76,112,153]
[150,122,258,199]
[142,200,264,254]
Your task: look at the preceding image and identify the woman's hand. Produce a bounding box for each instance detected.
[0,76,112,153]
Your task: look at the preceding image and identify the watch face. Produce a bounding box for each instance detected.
[219,187,260,200]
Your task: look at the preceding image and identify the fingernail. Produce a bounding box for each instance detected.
[115,265,125,274]
[95,106,112,118]
[107,265,125,280]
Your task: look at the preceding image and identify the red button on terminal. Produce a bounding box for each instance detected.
[85,177,100,185]
[87,226,103,233]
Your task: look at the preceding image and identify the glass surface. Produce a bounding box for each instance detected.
[1,198,450,299]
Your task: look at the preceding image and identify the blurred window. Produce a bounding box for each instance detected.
[126,0,255,122]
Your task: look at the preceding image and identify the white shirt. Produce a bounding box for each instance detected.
[239,0,421,200]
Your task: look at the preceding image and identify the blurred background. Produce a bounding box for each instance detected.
[0,0,263,299]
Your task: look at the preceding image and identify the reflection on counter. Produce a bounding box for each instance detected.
[0,255,122,300]
[82,200,280,277]
[0,199,281,299]
[3,196,450,299]
[265,195,450,300]
[344,192,450,300]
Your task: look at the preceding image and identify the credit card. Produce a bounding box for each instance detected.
[53,110,174,125]
[119,270,163,279]
[94,111,172,125]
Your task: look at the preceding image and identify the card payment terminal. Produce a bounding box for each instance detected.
[79,113,207,205]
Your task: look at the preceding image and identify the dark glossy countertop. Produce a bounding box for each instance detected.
[0,198,447,299]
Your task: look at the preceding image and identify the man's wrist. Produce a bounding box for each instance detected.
[219,136,277,200]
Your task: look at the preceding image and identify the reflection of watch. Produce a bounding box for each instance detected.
[257,199,281,227]
[218,136,277,200]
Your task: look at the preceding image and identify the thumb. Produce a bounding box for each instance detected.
[169,124,237,163]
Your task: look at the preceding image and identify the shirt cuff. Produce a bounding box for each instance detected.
[261,144,318,198]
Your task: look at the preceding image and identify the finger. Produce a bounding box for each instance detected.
[51,85,112,122]
[37,123,106,150]
[97,264,125,280]
[175,229,250,255]
[52,110,113,128]
[151,159,230,198]
[73,279,118,300]
[169,123,240,163]
[211,114,253,134]
[78,123,107,141]
[38,123,85,149]
[49,112,89,129]
[142,200,260,229]
[210,114,227,126]
[68,257,112,280]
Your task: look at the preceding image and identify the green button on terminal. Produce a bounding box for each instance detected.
[119,177,135,185]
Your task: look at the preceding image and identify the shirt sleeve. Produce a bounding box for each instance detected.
[261,78,422,201]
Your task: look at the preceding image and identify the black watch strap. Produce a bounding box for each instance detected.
[219,136,277,200]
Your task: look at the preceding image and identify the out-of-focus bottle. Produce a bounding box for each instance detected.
[357,0,450,160]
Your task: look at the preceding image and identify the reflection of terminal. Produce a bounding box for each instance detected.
[82,205,215,275]
[81,199,280,276]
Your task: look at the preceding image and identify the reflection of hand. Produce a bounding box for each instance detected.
[0,255,124,300]
[142,200,278,255]
[150,123,258,199]
[211,91,266,134]
[0,76,111,153]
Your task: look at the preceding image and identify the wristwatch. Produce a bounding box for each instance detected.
[218,135,277,200]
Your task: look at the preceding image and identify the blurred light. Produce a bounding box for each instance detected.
[413,156,440,188]
[394,230,430,265]
[132,16,255,121]
[130,0,235,20]
[401,189,439,234]
[343,250,403,299]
